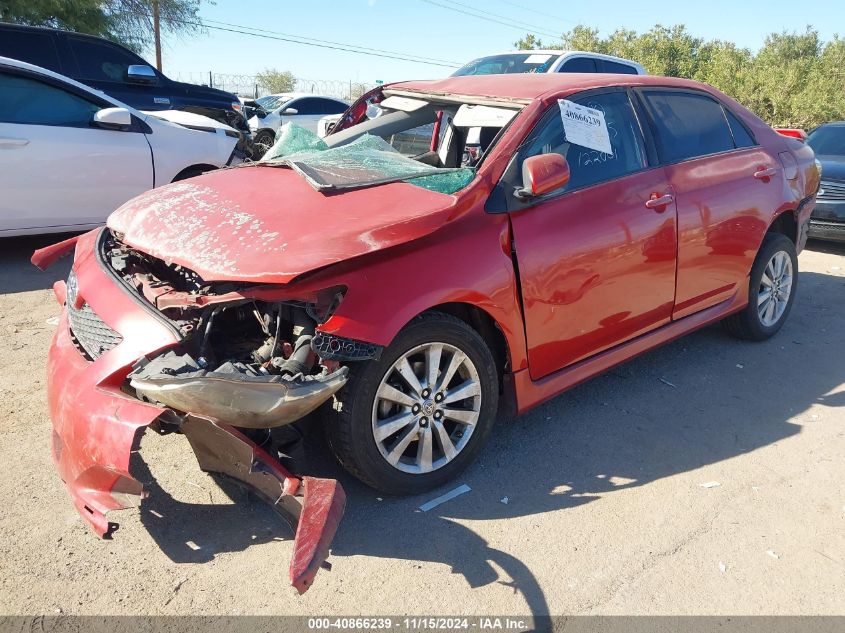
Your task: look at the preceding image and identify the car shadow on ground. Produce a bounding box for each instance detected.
[126,264,845,620]
[0,233,79,294]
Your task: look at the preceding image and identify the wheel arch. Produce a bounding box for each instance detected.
[768,209,798,243]
[171,164,218,182]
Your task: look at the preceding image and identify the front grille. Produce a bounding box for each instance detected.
[818,180,845,201]
[67,302,122,360]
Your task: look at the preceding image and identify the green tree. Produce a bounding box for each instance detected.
[0,0,113,38]
[513,33,544,50]
[256,68,296,94]
[513,23,845,128]
[0,0,204,53]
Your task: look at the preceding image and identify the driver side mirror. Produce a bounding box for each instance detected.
[514,153,570,201]
[93,107,133,130]
[281,107,299,116]
[127,64,157,84]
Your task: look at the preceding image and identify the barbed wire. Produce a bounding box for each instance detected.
[173,71,376,100]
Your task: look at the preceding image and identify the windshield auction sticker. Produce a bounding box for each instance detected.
[558,99,612,155]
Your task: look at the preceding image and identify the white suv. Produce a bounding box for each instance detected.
[451,50,645,76]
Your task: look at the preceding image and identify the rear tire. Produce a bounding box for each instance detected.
[722,233,798,340]
[326,312,498,495]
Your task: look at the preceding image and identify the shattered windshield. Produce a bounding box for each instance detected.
[255,94,293,111]
[258,95,520,194]
[452,53,560,76]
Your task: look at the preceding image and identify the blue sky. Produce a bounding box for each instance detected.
[153,0,841,84]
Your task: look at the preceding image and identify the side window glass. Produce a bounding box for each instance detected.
[559,57,597,73]
[601,60,637,75]
[0,72,101,127]
[724,108,757,148]
[517,91,647,195]
[70,37,148,83]
[641,90,736,162]
[293,98,316,115]
[0,30,62,71]
[324,99,349,115]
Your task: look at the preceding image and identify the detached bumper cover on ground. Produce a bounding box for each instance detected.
[38,233,345,593]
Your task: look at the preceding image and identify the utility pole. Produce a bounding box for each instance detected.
[153,0,162,71]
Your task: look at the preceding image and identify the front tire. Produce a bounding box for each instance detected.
[326,312,499,495]
[253,129,276,158]
[722,232,798,340]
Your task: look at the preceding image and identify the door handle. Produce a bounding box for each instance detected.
[645,193,674,209]
[754,167,777,180]
[0,137,29,149]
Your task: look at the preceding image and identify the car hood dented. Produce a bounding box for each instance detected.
[107,166,462,283]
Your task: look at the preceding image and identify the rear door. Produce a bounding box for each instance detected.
[637,88,784,318]
[0,69,152,234]
[501,89,678,379]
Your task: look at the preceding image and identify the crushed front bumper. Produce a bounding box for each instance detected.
[41,232,345,593]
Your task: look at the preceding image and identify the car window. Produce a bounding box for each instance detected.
[0,29,62,72]
[559,57,597,73]
[641,90,736,163]
[0,71,101,127]
[293,98,348,115]
[517,90,648,195]
[724,108,757,148]
[807,125,845,155]
[452,53,559,76]
[69,36,148,83]
[601,60,638,74]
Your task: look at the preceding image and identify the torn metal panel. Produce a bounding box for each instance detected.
[180,416,346,593]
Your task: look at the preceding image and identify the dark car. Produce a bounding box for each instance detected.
[807,121,845,242]
[0,23,251,154]
[806,122,845,242]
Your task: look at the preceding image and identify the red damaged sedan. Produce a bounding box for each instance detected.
[34,74,819,591]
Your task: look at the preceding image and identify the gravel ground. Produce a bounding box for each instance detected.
[0,235,843,617]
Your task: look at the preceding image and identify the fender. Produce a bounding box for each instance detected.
[311,209,530,373]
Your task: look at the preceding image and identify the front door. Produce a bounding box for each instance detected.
[505,90,678,379]
[0,69,152,234]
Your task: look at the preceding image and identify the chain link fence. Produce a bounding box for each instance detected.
[173,71,377,100]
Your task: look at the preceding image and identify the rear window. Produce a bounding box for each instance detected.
[0,29,62,72]
[69,36,147,82]
[641,90,736,163]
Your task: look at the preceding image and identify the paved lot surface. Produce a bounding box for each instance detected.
[0,235,843,617]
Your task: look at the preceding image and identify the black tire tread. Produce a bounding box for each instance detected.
[326,311,498,494]
[721,232,797,341]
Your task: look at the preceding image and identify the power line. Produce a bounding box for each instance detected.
[418,0,562,40]
[494,0,579,26]
[201,18,462,67]
[139,14,462,69]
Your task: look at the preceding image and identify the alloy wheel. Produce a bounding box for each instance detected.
[758,250,793,327]
[371,342,481,474]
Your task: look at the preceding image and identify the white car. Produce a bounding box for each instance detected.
[452,50,645,76]
[248,93,349,151]
[0,56,242,237]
